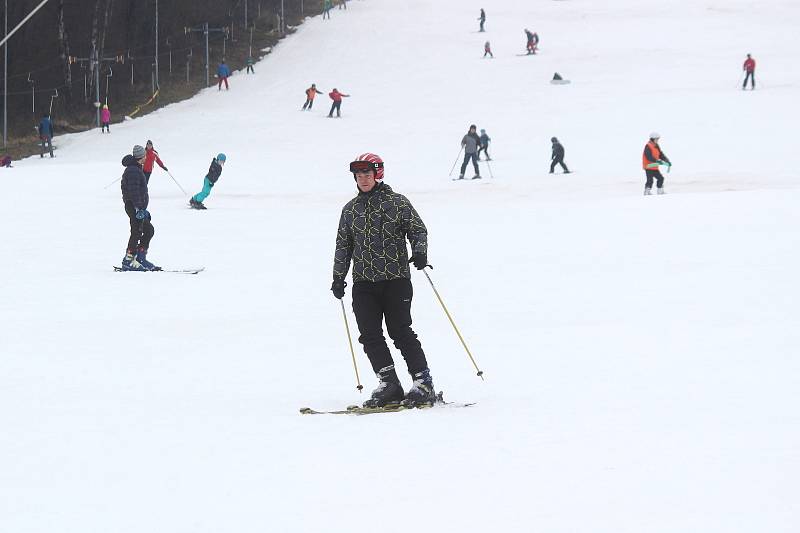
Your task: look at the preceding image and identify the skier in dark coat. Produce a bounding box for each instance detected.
[478,129,492,160]
[331,152,436,408]
[120,145,159,270]
[549,137,570,174]
[458,124,482,179]
[38,114,54,158]
[642,132,671,195]
[478,9,486,32]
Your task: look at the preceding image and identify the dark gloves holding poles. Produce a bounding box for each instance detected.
[410,253,428,270]
[331,278,347,299]
[135,208,150,220]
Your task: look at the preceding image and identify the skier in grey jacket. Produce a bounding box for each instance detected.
[458,124,482,179]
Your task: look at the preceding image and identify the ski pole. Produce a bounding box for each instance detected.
[448,147,464,177]
[103,176,121,190]
[421,268,484,380]
[340,299,364,392]
[166,170,188,196]
[484,158,494,179]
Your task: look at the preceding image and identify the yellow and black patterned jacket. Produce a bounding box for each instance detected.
[333,183,427,283]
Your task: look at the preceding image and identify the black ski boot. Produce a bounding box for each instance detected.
[363,365,405,408]
[403,368,437,407]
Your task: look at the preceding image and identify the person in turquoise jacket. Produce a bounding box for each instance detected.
[189,153,226,209]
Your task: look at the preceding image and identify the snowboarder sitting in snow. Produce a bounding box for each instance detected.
[120,144,159,271]
[483,41,493,59]
[550,137,570,174]
[142,140,168,183]
[642,132,671,195]
[458,124,482,179]
[327,88,350,118]
[331,152,436,408]
[302,83,323,110]
[189,153,226,209]
[478,129,491,160]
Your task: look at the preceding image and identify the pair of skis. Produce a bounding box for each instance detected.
[112,266,204,274]
[300,392,475,416]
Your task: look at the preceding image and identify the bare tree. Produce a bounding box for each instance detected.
[99,0,115,60]
[57,0,73,101]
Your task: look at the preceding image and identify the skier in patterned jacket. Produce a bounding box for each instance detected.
[331,152,436,408]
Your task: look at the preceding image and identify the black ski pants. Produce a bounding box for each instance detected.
[743,71,755,89]
[302,98,314,110]
[645,169,664,189]
[125,203,154,253]
[352,278,428,375]
[328,101,342,117]
[478,144,491,160]
[460,152,480,176]
[550,157,569,173]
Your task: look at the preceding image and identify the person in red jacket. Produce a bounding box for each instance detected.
[742,54,756,90]
[327,88,350,118]
[142,140,168,183]
[642,132,671,195]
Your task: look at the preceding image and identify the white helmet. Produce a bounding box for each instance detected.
[649,132,661,140]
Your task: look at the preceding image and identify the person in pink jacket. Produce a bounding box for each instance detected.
[327,88,350,118]
[101,104,111,133]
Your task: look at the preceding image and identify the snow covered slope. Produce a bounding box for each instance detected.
[2,1,799,532]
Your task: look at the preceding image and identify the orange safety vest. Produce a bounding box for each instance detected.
[306,87,319,100]
[642,141,661,170]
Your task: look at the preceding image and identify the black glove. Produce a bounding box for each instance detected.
[410,254,428,270]
[162,166,168,172]
[331,278,347,299]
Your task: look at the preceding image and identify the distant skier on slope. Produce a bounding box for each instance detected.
[101,104,111,133]
[742,53,756,90]
[478,129,492,160]
[302,83,323,110]
[550,137,570,174]
[525,29,539,54]
[120,145,159,271]
[478,9,486,32]
[458,124,482,179]
[323,0,332,19]
[327,88,350,118]
[217,59,231,90]
[331,152,437,408]
[38,113,54,158]
[142,140,168,183]
[483,41,493,58]
[189,153,226,209]
[643,132,671,195]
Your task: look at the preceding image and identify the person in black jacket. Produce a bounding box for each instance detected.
[331,152,436,408]
[549,137,570,174]
[189,153,226,209]
[120,145,159,271]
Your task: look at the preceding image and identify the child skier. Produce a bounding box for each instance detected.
[142,140,168,183]
[327,88,350,118]
[478,129,491,160]
[101,104,111,133]
[189,153,227,209]
[120,144,159,271]
[302,83,323,110]
[483,41,493,59]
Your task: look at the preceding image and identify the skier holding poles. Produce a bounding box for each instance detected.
[331,152,437,408]
[142,140,168,183]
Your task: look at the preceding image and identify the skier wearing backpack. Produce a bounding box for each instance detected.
[331,152,436,408]
[189,153,226,209]
[120,145,159,271]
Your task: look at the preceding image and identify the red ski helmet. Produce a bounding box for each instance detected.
[350,152,384,181]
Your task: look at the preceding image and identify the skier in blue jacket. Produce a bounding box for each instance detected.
[38,114,54,158]
[217,60,231,90]
[189,153,227,209]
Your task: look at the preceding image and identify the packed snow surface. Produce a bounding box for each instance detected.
[2,0,799,531]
